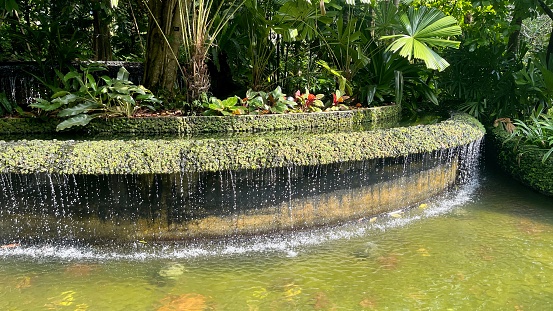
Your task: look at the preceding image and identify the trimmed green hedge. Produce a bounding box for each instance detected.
[0,113,485,175]
[0,105,401,135]
[489,127,553,197]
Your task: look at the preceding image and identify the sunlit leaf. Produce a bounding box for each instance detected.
[116,67,130,81]
[381,6,461,71]
[58,102,101,117]
[56,114,95,131]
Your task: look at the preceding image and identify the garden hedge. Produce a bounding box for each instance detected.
[0,105,400,135]
[0,112,485,175]
[489,127,553,197]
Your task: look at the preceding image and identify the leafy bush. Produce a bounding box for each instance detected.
[202,96,245,116]
[0,91,27,117]
[438,44,523,122]
[507,113,553,163]
[515,54,553,111]
[31,63,159,131]
[293,89,325,112]
[202,86,360,116]
[203,86,297,116]
[0,91,15,116]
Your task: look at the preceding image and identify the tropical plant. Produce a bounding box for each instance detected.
[294,89,325,112]
[381,6,462,71]
[515,54,553,110]
[244,86,296,114]
[272,0,330,42]
[216,0,277,92]
[202,96,245,116]
[0,0,18,27]
[31,63,159,131]
[178,0,245,101]
[356,47,438,111]
[507,112,553,163]
[320,12,370,82]
[439,44,523,123]
[203,86,298,116]
[0,91,25,116]
[317,60,353,96]
[325,89,350,111]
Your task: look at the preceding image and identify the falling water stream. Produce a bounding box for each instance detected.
[0,142,552,309]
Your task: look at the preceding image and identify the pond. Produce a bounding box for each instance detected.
[0,162,552,310]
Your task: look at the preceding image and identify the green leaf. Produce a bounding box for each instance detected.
[221,96,240,108]
[83,64,107,73]
[56,114,95,131]
[208,103,223,111]
[4,0,19,12]
[112,85,130,94]
[58,101,101,117]
[51,91,70,99]
[246,89,259,99]
[135,94,154,101]
[270,103,287,114]
[381,6,461,71]
[0,92,13,114]
[100,76,113,86]
[117,67,130,81]
[86,74,97,92]
[52,94,80,107]
[63,71,81,82]
[30,98,57,111]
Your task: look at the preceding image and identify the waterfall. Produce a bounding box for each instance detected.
[0,139,483,247]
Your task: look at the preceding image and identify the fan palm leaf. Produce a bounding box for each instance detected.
[381,6,461,71]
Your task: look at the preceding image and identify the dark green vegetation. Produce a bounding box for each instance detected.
[1,0,553,194]
[490,124,553,196]
[1,0,463,124]
[0,113,484,174]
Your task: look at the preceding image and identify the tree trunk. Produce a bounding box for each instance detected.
[186,48,210,101]
[143,0,182,95]
[92,5,113,61]
[506,15,523,55]
[538,0,553,67]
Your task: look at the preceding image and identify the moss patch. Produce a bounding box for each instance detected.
[0,118,58,134]
[0,113,484,175]
[0,105,401,135]
[489,127,553,197]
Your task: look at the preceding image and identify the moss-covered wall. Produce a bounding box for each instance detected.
[489,127,553,197]
[0,113,485,175]
[0,118,58,135]
[0,105,401,135]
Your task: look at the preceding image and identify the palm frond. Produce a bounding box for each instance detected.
[381,6,461,71]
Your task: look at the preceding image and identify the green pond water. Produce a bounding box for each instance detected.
[1,166,552,311]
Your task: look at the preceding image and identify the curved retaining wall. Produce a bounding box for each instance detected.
[0,113,484,175]
[1,160,460,241]
[0,105,400,135]
[489,127,553,197]
[0,112,485,242]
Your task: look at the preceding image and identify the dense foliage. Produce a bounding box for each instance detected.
[2,0,553,131]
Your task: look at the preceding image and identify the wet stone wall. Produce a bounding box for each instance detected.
[0,143,480,245]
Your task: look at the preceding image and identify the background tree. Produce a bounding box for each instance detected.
[91,0,115,61]
[142,0,182,94]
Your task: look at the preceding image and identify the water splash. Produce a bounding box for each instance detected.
[0,166,481,261]
[0,140,483,259]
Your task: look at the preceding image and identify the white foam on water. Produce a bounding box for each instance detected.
[0,173,481,261]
